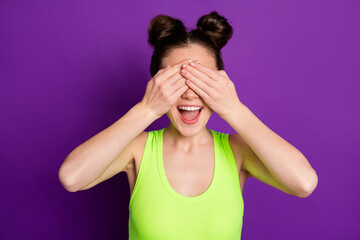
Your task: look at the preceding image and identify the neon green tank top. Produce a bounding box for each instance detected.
[128,128,244,239]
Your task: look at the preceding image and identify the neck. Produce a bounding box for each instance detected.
[164,124,212,152]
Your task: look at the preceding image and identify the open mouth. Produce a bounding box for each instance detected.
[177,106,203,124]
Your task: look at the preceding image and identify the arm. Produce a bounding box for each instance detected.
[58,102,159,192]
[225,103,318,198]
[58,58,191,192]
[177,60,318,198]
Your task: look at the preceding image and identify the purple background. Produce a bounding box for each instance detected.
[1,0,359,239]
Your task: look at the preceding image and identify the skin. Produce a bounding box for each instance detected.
[160,43,318,198]
[59,43,318,199]
[161,44,217,151]
[158,44,224,197]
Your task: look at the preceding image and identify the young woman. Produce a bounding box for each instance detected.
[58,11,318,240]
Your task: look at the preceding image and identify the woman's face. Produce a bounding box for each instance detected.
[161,44,218,137]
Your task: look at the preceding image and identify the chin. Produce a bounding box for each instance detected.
[166,107,212,137]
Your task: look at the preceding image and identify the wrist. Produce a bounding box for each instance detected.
[136,101,161,121]
[220,101,246,121]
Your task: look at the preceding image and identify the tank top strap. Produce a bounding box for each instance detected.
[210,130,242,191]
[128,128,164,211]
[129,128,244,239]
[222,132,241,183]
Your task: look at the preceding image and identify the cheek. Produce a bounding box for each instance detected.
[204,107,213,116]
[167,107,178,118]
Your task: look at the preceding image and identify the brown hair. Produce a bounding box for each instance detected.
[147,11,233,77]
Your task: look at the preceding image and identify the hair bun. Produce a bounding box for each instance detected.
[196,11,233,50]
[148,14,187,49]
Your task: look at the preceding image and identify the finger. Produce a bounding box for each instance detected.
[181,69,213,95]
[154,65,170,78]
[155,58,194,83]
[166,71,185,86]
[170,77,186,93]
[188,61,222,81]
[185,79,209,99]
[182,63,216,88]
[172,84,189,100]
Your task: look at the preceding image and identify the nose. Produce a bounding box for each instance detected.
[181,87,199,100]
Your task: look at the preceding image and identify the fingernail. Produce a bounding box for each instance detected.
[182,64,188,68]
[189,59,199,63]
[189,62,197,67]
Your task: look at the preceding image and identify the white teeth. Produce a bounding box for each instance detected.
[178,106,202,111]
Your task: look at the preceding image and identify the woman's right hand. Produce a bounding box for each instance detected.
[140,58,194,118]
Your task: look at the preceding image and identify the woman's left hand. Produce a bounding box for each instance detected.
[180,59,243,119]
